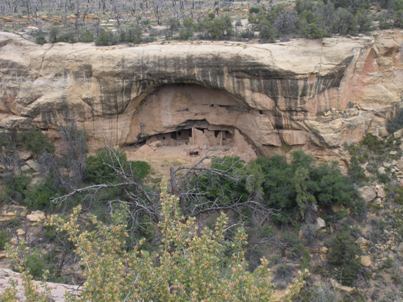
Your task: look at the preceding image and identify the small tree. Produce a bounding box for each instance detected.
[48,189,305,301]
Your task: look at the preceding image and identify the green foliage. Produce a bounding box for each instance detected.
[257,151,360,223]
[24,250,48,279]
[178,18,194,40]
[78,30,94,42]
[294,0,372,38]
[348,155,367,184]
[0,230,10,250]
[84,148,150,184]
[387,108,403,133]
[199,15,233,40]
[259,19,277,41]
[3,174,31,203]
[47,190,305,301]
[119,25,142,43]
[18,129,55,156]
[48,26,59,43]
[24,178,61,211]
[34,30,47,45]
[95,29,117,46]
[185,151,361,225]
[327,229,362,286]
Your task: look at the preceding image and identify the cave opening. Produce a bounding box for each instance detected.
[125,84,259,165]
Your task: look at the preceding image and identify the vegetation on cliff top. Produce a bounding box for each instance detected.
[1,1,402,45]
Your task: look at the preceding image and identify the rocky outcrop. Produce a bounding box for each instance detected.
[0,269,78,301]
[0,30,402,156]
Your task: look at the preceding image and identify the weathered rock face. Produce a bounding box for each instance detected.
[0,30,402,157]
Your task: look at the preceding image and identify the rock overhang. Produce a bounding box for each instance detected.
[0,30,401,158]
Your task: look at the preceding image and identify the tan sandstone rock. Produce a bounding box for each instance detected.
[0,30,401,162]
[360,255,373,267]
[26,211,46,223]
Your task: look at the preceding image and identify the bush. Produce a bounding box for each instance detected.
[182,156,250,215]
[57,31,76,43]
[327,229,362,286]
[119,25,142,43]
[183,151,361,224]
[348,155,367,184]
[18,129,55,156]
[178,18,194,40]
[387,108,403,133]
[4,174,31,203]
[45,191,305,301]
[95,29,116,46]
[84,148,150,184]
[24,178,61,211]
[34,30,47,44]
[199,15,233,40]
[0,230,10,250]
[259,19,277,41]
[256,151,361,223]
[24,250,48,279]
[79,30,94,42]
[48,26,59,43]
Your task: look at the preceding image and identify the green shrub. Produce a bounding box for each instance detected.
[24,178,61,211]
[95,29,116,46]
[348,155,367,184]
[184,151,361,224]
[327,229,362,286]
[18,129,54,156]
[79,30,94,42]
[57,31,76,43]
[360,133,384,154]
[179,18,194,40]
[199,15,233,40]
[183,156,250,215]
[119,25,142,43]
[387,108,403,133]
[84,148,150,184]
[34,30,47,44]
[24,250,48,279]
[259,19,277,41]
[255,151,361,223]
[0,231,10,250]
[48,26,59,43]
[4,174,31,203]
[45,191,305,301]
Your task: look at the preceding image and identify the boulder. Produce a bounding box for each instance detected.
[25,160,40,172]
[17,150,32,161]
[356,237,370,252]
[360,255,372,267]
[26,210,46,223]
[0,212,16,222]
[393,129,403,139]
[374,184,385,200]
[359,186,377,203]
[0,269,79,302]
[330,278,355,294]
[316,217,326,230]
[377,166,386,174]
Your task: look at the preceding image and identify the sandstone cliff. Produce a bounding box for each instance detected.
[0,30,401,158]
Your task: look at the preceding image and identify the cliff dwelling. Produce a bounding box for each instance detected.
[124,84,258,166]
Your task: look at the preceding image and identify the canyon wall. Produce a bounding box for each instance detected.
[0,30,402,158]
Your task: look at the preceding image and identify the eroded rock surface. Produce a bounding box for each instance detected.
[0,30,402,158]
[0,269,79,301]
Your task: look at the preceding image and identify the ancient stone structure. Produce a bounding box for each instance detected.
[0,30,402,161]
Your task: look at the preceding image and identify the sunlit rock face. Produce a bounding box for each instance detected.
[0,30,401,157]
